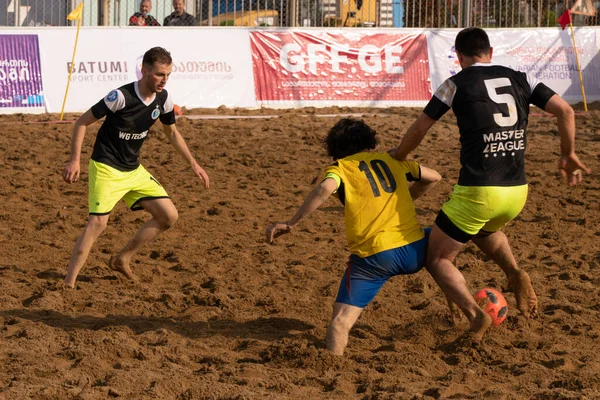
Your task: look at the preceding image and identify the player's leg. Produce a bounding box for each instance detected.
[110,166,174,280]
[425,223,492,340]
[402,228,463,324]
[327,302,363,356]
[429,186,498,339]
[471,184,537,317]
[64,160,124,288]
[64,214,110,288]
[472,231,537,317]
[110,197,178,280]
[327,257,387,355]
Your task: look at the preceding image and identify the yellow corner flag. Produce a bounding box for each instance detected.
[61,2,83,120]
[67,3,83,20]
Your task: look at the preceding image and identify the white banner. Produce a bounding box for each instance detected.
[0,27,257,113]
[0,27,598,114]
[428,28,600,104]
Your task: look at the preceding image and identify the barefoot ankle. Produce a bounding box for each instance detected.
[470,310,492,341]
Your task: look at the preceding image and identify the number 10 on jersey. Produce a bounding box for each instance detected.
[358,160,397,197]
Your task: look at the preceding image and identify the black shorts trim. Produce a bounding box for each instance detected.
[89,211,111,216]
[131,196,171,211]
[474,229,495,238]
[434,210,473,244]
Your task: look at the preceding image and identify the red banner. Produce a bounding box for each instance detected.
[250,31,431,104]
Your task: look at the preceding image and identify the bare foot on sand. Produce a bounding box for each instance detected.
[109,255,138,282]
[56,281,75,291]
[470,310,493,342]
[509,270,538,318]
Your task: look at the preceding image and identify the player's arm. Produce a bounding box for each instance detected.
[409,165,442,200]
[393,79,455,161]
[162,123,209,189]
[266,177,338,243]
[62,109,98,184]
[392,113,437,161]
[543,94,591,186]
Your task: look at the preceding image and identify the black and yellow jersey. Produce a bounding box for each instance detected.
[424,63,555,186]
[90,81,176,171]
[324,152,424,258]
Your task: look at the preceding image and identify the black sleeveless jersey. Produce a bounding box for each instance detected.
[423,63,556,186]
[90,81,176,171]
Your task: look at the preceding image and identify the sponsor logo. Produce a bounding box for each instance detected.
[67,61,130,83]
[118,130,148,140]
[137,55,233,82]
[482,129,525,157]
[250,32,430,102]
[0,34,45,108]
[0,59,45,107]
[280,43,404,75]
[106,90,118,102]
[0,59,31,81]
[447,46,461,76]
[150,176,162,187]
[170,60,233,81]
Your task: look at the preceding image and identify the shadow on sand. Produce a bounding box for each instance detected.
[1,309,317,342]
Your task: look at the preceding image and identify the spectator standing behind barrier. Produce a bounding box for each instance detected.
[164,0,196,26]
[129,0,161,26]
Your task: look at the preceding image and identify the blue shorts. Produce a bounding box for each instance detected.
[335,228,430,308]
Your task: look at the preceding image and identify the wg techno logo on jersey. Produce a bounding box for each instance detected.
[67,60,130,83]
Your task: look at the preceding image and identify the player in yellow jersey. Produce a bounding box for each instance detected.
[266,118,441,356]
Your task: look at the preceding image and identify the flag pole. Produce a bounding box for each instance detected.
[60,5,83,121]
[568,19,588,112]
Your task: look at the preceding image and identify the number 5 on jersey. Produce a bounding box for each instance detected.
[484,78,518,127]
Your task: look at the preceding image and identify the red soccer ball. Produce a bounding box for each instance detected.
[474,288,508,326]
[173,104,182,116]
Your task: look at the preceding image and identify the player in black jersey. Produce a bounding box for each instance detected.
[62,47,209,288]
[393,27,590,341]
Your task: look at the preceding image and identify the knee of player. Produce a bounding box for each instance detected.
[87,216,109,232]
[329,313,354,332]
[160,209,179,229]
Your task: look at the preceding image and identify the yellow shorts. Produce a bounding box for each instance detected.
[88,160,169,215]
[436,184,528,243]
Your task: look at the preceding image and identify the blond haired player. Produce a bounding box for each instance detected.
[62,47,209,288]
[267,118,441,356]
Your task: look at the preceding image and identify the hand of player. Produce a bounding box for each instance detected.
[136,16,145,26]
[192,162,209,189]
[388,147,406,161]
[62,159,80,183]
[559,153,590,187]
[266,222,292,243]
